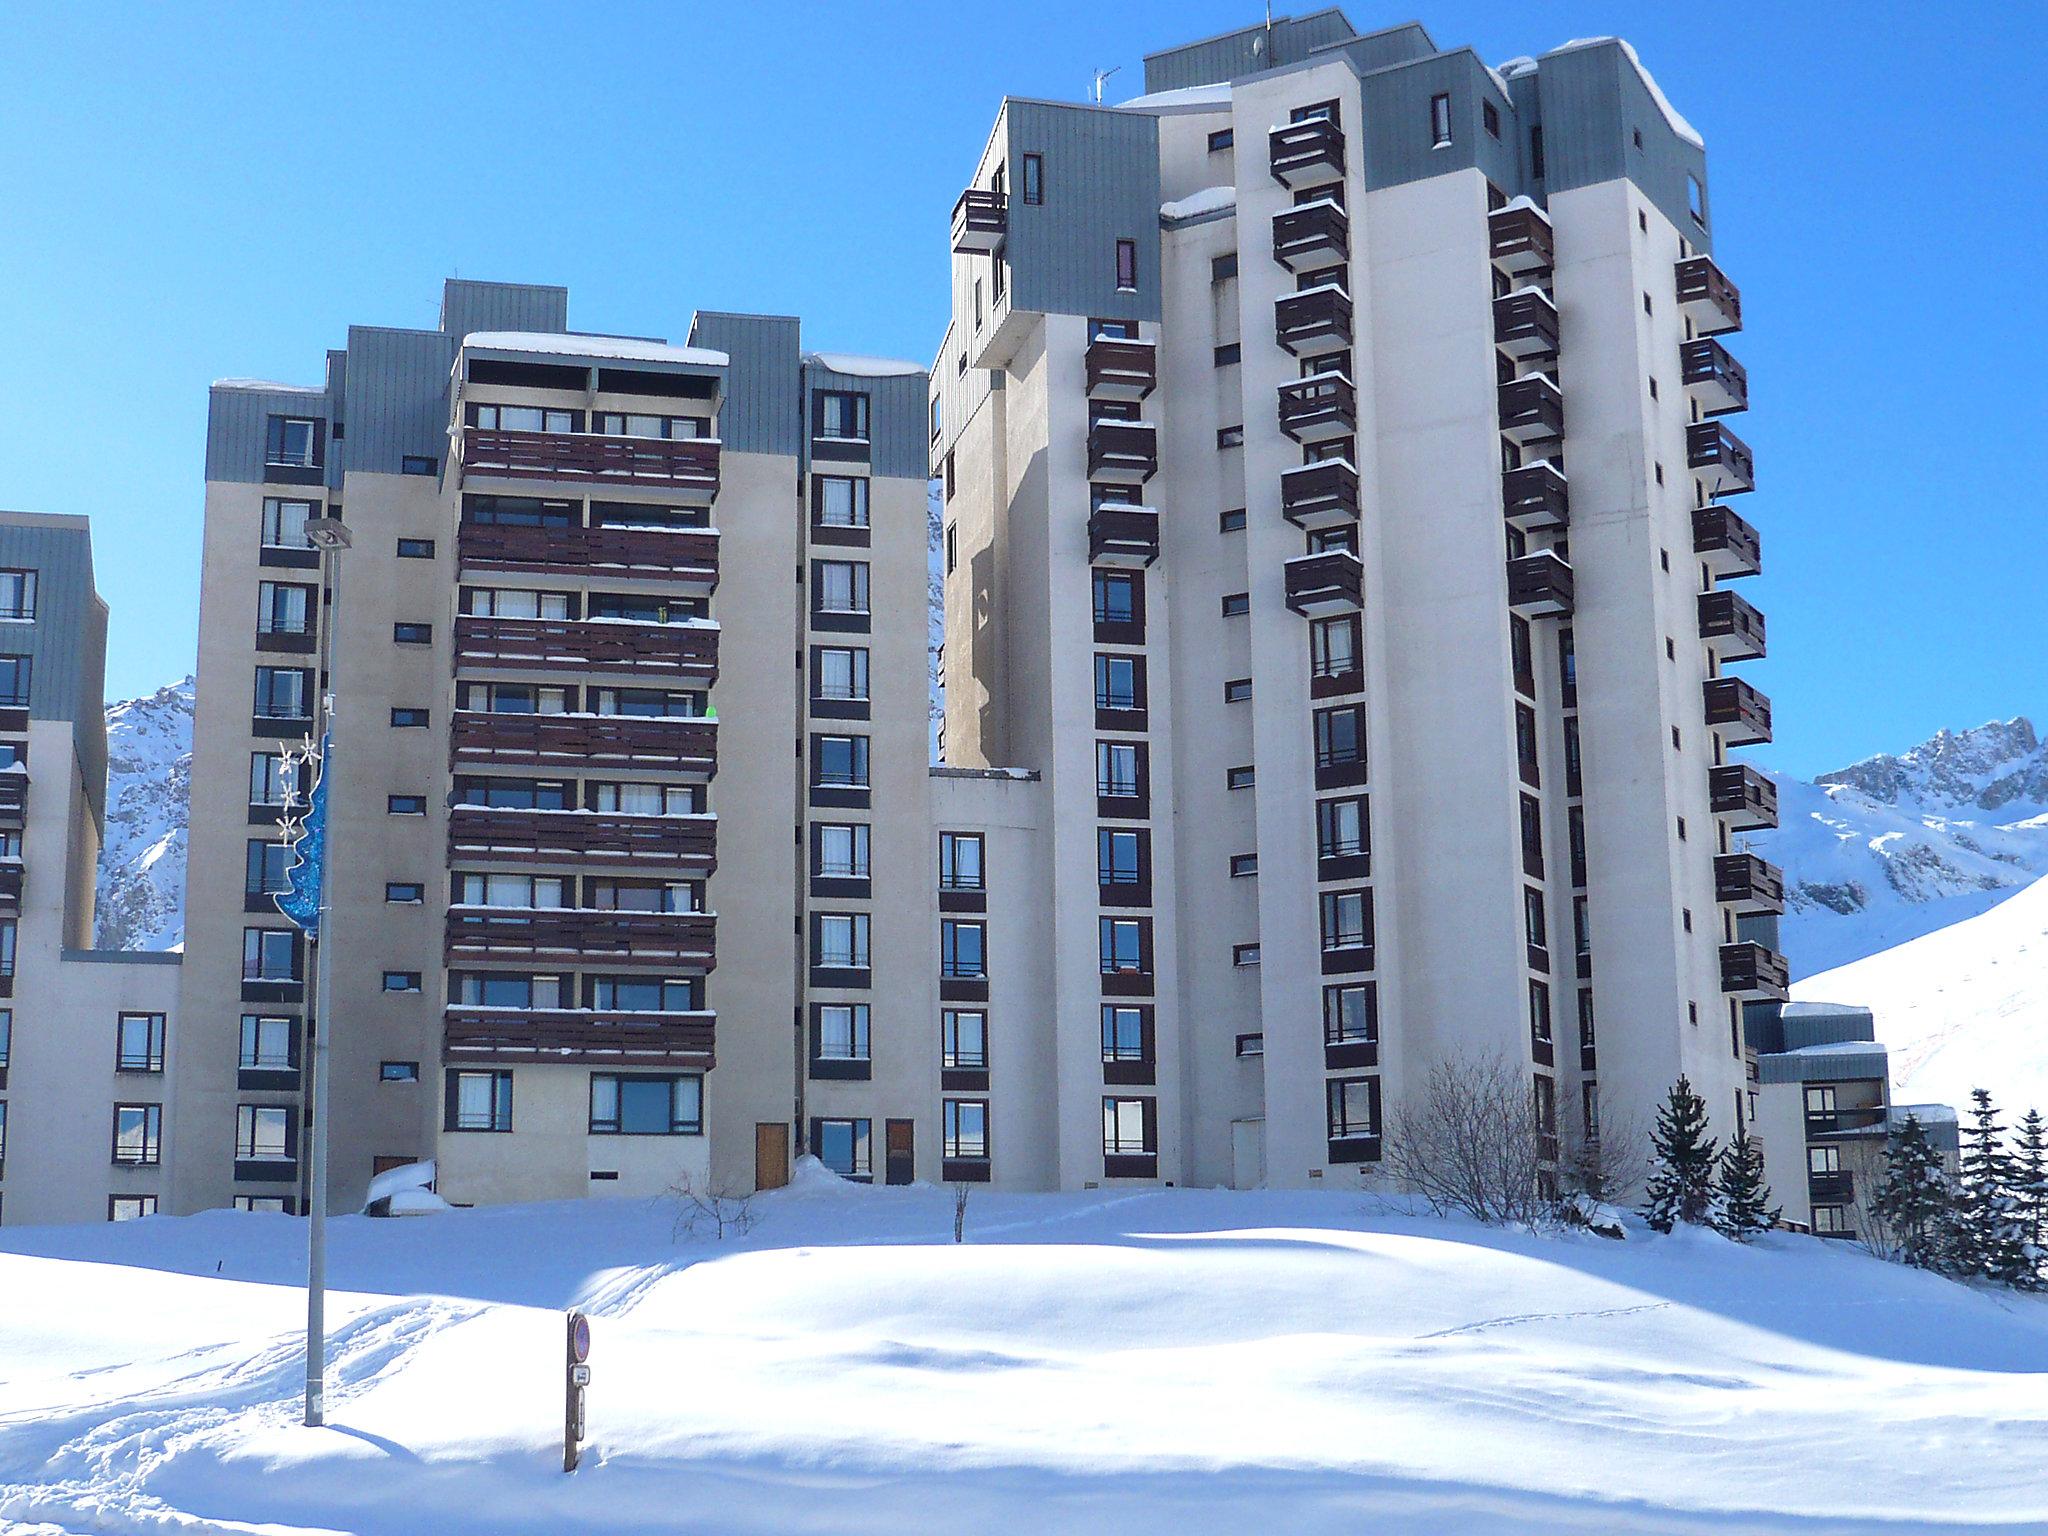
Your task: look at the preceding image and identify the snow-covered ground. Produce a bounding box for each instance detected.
[2,1176,2044,1535]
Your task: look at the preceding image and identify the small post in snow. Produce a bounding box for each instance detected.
[564,1310,591,1472]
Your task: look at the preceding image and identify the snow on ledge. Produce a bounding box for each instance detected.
[213,378,323,394]
[463,331,729,369]
[1162,185,1237,222]
[1117,82,1232,111]
[805,352,925,378]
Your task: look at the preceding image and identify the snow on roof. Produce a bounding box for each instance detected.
[805,352,924,378]
[1501,193,1547,217]
[1782,999,1874,1018]
[1497,55,1539,80]
[1784,1040,1889,1057]
[1161,185,1237,222]
[463,331,728,369]
[1117,82,1233,110]
[1549,37,1704,150]
[213,379,323,394]
[1893,1103,1960,1125]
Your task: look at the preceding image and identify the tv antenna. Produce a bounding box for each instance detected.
[1092,65,1120,103]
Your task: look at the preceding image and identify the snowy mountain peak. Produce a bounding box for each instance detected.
[1815,716,2045,814]
[95,675,193,951]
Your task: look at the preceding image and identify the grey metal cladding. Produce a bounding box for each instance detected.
[1527,42,1711,251]
[1359,50,1523,196]
[1310,22,1439,76]
[1005,102,1161,326]
[205,386,331,486]
[1142,9,1359,92]
[689,312,802,458]
[439,279,570,339]
[0,514,109,819]
[342,327,458,477]
[324,349,348,491]
[1758,1049,1891,1087]
[803,364,928,482]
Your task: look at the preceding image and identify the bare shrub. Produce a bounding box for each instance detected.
[952,1182,971,1243]
[1379,1054,1551,1226]
[669,1174,759,1242]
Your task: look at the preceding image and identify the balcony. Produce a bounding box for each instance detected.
[1675,254,1742,335]
[1698,589,1767,662]
[1704,676,1773,747]
[1088,505,1160,567]
[0,863,21,913]
[1721,940,1790,1001]
[1493,289,1560,360]
[0,775,24,830]
[1283,550,1364,617]
[1497,373,1564,446]
[1272,197,1349,270]
[1087,420,1158,483]
[1692,503,1761,581]
[1809,1170,1856,1206]
[445,907,716,967]
[1506,551,1574,617]
[1680,337,1749,416]
[444,1008,714,1069]
[1275,284,1353,355]
[449,710,718,776]
[1268,116,1345,188]
[1488,201,1554,276]
[453,615,718,683]
[456,523,719,590]
[460,428,720,503]
[1715,852,1786,916]
[1502,460,1569,531]
[1278,372,1357,444]
[951,188,1008,255]
[1085,336,1157,401]
[1687,420,1755,496]
[1709,763,1779,831]
[1281,459,1361,531]
[446,806,717,874]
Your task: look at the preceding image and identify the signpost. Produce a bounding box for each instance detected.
[565,1310,592,1472]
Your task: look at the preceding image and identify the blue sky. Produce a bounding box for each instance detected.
[0,1,2040,776]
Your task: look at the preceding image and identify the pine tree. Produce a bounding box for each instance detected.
[1714,1133,1780,1241]
[2013,1108,2048,1286]
[1643,1075,1719,1233]
[1958,1088,2033,1287]
[1872,1113,1960,1271]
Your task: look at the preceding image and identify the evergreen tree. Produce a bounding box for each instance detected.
[1643,1076,1719,1233]
[1872,1113,1960,1271]
[1714,1133,1780,1241]
[1958,1088,2033,1287]
[2014,1108,2048,1285]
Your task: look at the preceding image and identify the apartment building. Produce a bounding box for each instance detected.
[0,512,182,1225]
[927,10,1786,1191]
[179,280,932,1214]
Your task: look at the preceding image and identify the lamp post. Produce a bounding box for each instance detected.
[301,514,350,1428]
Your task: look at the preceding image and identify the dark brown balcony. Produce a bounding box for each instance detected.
[1494,289,1560,359]
[1275,284,1353,354]
[951,188,1008,254]
[1721,940,1789,1001]
[1272,197,1349,270]
[456,522,718,589]
[1687,420,1755,495]
[446,806,717,873]
[1489,201,1554,276]
[1698,589,1767,662]
[453,615,718,683]
[1680,337,1748,416]
[1676,254,1742,335]
[1085,336,1157,401]
[445,907,715,967]
[1503,461,1569,531]
[1507,551,1574,617]
[0,774,24,830]
[1088,505,1160,567]
[1278,373,1357,443]
[1283,550,1364,617]
[1281,459,1360,531]
[1704,676,1772,747]
[0,707,29,735]
[1709,763,1778,832]
[1087,420,1158,483]
[1715,852,1786,916]
[1809,1170,1855,1207]
[461,428,720,502]
[1693,502,1761,579]
[449,711,718,776]
[0,863,21,912]
[1269,116,1345,187]
[1497,373,1564,446]
[444,1008,714,1069]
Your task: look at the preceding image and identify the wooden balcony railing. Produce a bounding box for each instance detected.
[1281,459,1361,530]
[1497,374,1564,444]
[456,522,719,585]
[1507,551,1574,616]
[1488,202,1554,274]
[1268,117,1346,187]
[461,428,720,499]
[1275,285,1353,354]
[453,614,718,682]
[1087,506,1160,567]
[445,907,715,966]
[1687,420,1755,495]
[1680,336,1749,416]
[952,188,1008,254]
[449,710,718,775]
[1693,502,1762,579]
[1714,852,1786,915]
[1720,940,1789,1001]
[1278,373,1357,443]
[446,806,717,872]
[1087,421,1158,481]
[1709,763,1778,831]
[444,1008,715,1069]
[1502,461,1569,531]
[1493,289,1560,358]
[1703,675,1772,746]
[1676,254,1742,335]
[1272,198,1349,270]
[1284,550,1364,616]
[1085,336,1157,400]
[1698,589,1767,662]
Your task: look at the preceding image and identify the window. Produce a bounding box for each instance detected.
[241,928,298,982]
[109,1195,158,1221]
[0,1098,6,1170]
[1516,703,1541,786]
[1483,100,1501,138]
[1098,741,1142,799]
[235,1196,289,1213]
[584,878,700,914]
[257,581,313,637]
[382,971,422,993]
[814,823,871,880]
[1687,173,1706,228]
[0,560,46,619]
[393,622,432,645]
[1214,342,1241,367]
[245,837,290,897]
[0,655,31,708]
[470,403,577,434]
[1310,614,1359,679]
[1520,794,1545,877]
[940,918,986,979]
[942,1010,987,1069]
[1093,653,1142,713]
[112,1103,162,1164]
[1230,853,1258,878]
[1531,126,1546,179]
[1207,127,1234,152]
[815,1003,871,1063]
[1115,238,1138,291]
[1022,152,1044,204]
[814,476,870,528]
[261,498,315,550]
[1101,1005,1148,1062]
[0,1009,10,1073]
[265,415,320,468]
[392,537,434,560]
[1098,916,1147,976]
[387,795,427,816]
[816,912,871,970]
[1226,764,1255,791]
[814,734,870,789]
[1092,569,1140,629]
[1221,591,1250,617]
[1212,253,1238,282]
[586,974,702,1013]
[594,411,709,441]
[1813,1205,1849,1235]
[816,391,871,441]
[1314,704,1367,771]
[1219,508,1246,532]
[1809,1145,1843,1175]
[590,1072,703,1135]
[462,586,570,621]
[379,1060,419,1083]
[1529,979,1554,1051]
[1524,886,1549,953]
[1223,677,1252,703]
[1558,626,1577,705]
[1319,889,1372,954]
[239,1014,294,1071]
[814,1117,872,1178]
[814,646,870,702]
[1216,425,1245,449]
[1633,127,1644,150]
[116,1013,166,1073]
[401,454,437,475]
[385,706,430,730]
[588,780,700,815]
[1327,1076,1380,1140]
[944,1100,990,1160]
[1429,92,1453,148]
[813,559,871,615]
[1324,983,1376,1047]
[446,1071,513,1132]
[1317,796,1368,862]
[1097,828,1143,888]
[1103,1096,1156,1156]
[0,919,13,982]
[253,666,311,721]
[1290,100,1340,125]
[1233,943,1261,968]
[939,831,985,891]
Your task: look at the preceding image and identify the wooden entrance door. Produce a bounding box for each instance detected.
[884,1118,915,1186]
[755,1122,790,1191]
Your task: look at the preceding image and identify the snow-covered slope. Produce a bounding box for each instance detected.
[1762,716,2048,977]
[93,676,193,951]
[1,1181,2044,1534]
[1796,868,2048,1118]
